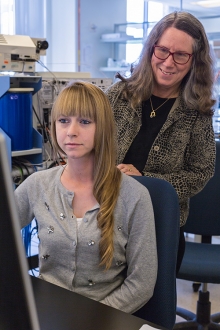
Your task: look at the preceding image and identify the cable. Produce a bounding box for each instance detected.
[32,104,44,131]
[21,162,30,176]
[12,164,24,186]
[36,59,58,82]
[27,219,39,277]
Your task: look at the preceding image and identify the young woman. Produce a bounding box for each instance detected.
[14,81,157,314]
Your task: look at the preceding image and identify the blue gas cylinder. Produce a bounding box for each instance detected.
[0,88,34,151]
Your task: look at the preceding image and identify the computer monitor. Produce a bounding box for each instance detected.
[0,132,40,330]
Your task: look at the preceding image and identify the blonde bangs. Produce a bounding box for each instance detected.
[52,84,97,121]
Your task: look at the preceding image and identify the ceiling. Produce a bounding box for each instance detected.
[151,0,220,17]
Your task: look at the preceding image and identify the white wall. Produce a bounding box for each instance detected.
[200,17,220,34]
[80,0,127,78]
[45,0,77,72]
[15,0,77,72]
[15,0,45,37]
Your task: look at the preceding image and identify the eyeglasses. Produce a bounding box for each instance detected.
[153,45,193,65]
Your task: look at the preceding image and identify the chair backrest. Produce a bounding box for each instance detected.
[184,140,220,236]
[132,176,180,330]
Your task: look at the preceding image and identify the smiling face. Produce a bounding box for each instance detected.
[56,115,96,162]
[151,27,194,98]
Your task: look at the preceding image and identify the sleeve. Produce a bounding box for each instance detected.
[100,186,158,314]
[143,114,216,202]
[14,175,36,228]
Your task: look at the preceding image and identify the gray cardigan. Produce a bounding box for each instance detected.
[106,81,216,226]
[14,166,157,314]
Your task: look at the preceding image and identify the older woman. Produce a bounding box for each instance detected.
[106,11,216,273]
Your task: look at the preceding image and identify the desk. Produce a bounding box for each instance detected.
[31,276,161,330]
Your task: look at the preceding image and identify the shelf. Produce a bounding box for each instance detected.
[100,22,150,75]
[101,38,143,43]
[100,66,130,72]
[12,148,42,157]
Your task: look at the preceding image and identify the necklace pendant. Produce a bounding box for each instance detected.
[150,110,156,118]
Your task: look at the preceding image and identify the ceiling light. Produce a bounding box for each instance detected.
[191,0,220,7]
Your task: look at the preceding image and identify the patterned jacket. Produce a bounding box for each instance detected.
[106,81,216,226]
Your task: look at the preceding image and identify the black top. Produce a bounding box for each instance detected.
[123,95,176,172]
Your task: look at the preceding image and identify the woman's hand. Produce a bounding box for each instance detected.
[117,163,142,176]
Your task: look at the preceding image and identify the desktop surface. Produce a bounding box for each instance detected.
[31,276,160,330]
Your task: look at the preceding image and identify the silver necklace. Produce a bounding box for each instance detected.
[149,97,170,118]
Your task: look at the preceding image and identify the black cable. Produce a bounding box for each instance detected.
[32,104,54,150]
[21,162,30,176]
[32,104,44,130]
[12,164,24,186]
[14,157,37,172]
[33,86,67,165]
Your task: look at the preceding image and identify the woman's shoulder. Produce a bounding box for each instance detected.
[171,95,199,117]
[21,165,63,186]
[31,165,62,176]
[120,173,151,200]
[105,80,125,95]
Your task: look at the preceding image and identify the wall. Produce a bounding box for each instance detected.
[15,0,45,37]
[14,0,77,72]
[45,0,77,72]
[80,0,127,78]
[200,16,220,35]
[200,16,220,69]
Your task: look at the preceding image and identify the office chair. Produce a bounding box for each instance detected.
[174,140,220,330]
[132,176,180,330]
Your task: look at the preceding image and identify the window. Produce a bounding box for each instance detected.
[126,0,144,64]
[126,0,165,65]
[0,0,15,34]
[148,1,164,22]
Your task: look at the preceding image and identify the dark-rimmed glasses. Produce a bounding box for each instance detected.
[153,45,193,65]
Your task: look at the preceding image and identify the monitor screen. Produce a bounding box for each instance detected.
[0,132,40,330]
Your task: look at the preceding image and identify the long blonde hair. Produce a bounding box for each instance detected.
[51,81,122,269]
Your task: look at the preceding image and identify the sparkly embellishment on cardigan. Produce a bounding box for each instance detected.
[88,240,95,246]
[88,279,95,286]
[117,226,123,231]
[45,202,49,210]
[47,226,54,234]
[60,213,66,220]
[42,254,50,260]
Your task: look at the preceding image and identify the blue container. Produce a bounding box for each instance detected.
[0,88,33,151]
